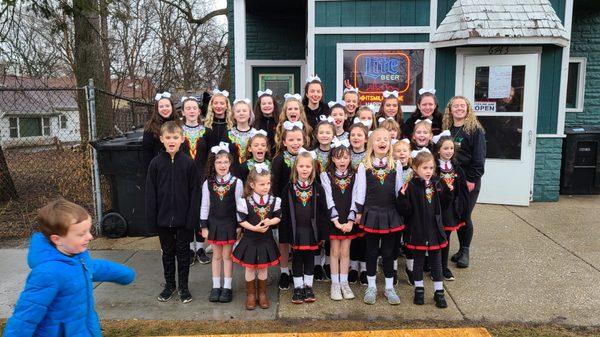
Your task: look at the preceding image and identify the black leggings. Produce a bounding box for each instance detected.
[413,250,442,282]
[292,249,315,277]
[441,230,452,269]
[350,236,366,262]
[457,179,481,248]
[365,233,395,278]
[158,227,193,289]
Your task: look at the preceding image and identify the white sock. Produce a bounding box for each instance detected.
[212,277,221,288]
[223,277,233,289]
[198,242,205,249]
[350,260,359,271]
[367,275,377,288]
[314,255,322,266]
[385,277,394,290]
[293,277,303,288]
[415,280,424,288]
[304,274,314,287]
[331,274,340,284]
[406,259,414,271]
[360,262,367,272]
[324,256,330,265]
[393,259,398,271]
[281,267,289,274]
[434,281,444,291]
[190,242,197,251]
[340,274,348,283]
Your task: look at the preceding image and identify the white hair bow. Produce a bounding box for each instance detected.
[368,131,373,137]
[418,88,436,95]
[411,148,431,158]
[328,100,346,108]
[298,147,317,159]
[331,137,350,148]
[344,87,359,94]
[306,75,321,83]
[391,139,399,145]
[401,138,411,144]
[283,120,304,131]
[211,142,230,154]
[284,93,302,101]
[382,90,399,98]
[155,92,172,101]
[319,115,335,123]
[213,89,229,98]
[353,117,372,128]
[250,129,268,137]
[432,130,452,144]
[378,117,395,123]
[253,162,269,174]
[180,96,198,103]
[233,98,251,105]
[415,119,433,125]
[257,89,273,97]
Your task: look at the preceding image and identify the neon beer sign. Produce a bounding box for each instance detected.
[353,52,410,102]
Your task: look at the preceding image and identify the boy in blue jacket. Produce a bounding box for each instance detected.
[3,199,135,337]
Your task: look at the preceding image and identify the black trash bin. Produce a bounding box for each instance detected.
[560,126,600,195]
[91,129,155,237]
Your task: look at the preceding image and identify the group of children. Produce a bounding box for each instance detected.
[142,77,475,311]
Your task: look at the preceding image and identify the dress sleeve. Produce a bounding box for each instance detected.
[236,196,248,223]
[200,181,210,227]
[272,196,282,218]
[394,161,404,197]
[319,172,339,221]
[352,163,366,213]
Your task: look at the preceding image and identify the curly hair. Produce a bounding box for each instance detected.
[442,96,484,135]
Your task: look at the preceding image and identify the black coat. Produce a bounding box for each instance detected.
[304,101,331,130]
[145,151,201,231]
[207,117,228,148]
[142,131,164,171]
[436,163,470,230]
[279,181,329,246]
[450,125,486,182]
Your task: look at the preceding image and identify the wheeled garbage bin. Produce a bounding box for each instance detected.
[560,126,600,195]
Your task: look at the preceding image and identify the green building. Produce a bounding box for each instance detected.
[227,0,599,205]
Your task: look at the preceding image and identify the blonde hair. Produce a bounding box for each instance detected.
[243,168,271,197]
[412,119,433,138]
[276,127,306,156]
[160,121,183,135]
[38,198,90,240]
[363,128,396,171]
[205,93,233,129]
[275,98,313,149]
[411,151,436,172]
[379,118,400,135]
[291,151,317,185]
[442,96,484,135]
[393,140,412,166]
[228,100,255,127]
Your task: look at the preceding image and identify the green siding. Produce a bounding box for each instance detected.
[533,138,562,201]
[434,47,456,109]
[246,4,305,60]
[314,34,429,102]
[227,0,234,95]
[537,46,563,134]
[316,0,429,27]
[437,0,455,27]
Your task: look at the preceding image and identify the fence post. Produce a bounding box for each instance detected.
[86,79,103,235]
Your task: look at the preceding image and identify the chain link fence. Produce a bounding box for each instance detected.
[0,83,153,239]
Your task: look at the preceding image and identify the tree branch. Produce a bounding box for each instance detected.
[159,0,226,26]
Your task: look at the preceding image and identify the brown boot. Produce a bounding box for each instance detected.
[245,280,257,310]
[257,279,269,309]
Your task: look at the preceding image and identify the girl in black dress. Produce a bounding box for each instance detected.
[375,90,403,127]
[303,76,330,129]
[233,163,281,310]
[204,89,233,147]
[143,92,181,170]
[200,142,243,303]
[401,89,443,138]
[239,130,271,182]
[253,89,279,157]
[342,88,359,130]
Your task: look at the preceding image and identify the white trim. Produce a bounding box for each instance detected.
[335,42,434,112]
[233,0,246,99]
[314,26,430,34]
[432,37,569,49]
[565,57,587,113]
[307,0,316,76]
[429,0,437,89]
[244,60,307,98]
[537,134,566,138]
[557,0,574,137]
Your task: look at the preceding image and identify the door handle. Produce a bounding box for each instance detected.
[528,130,533,146]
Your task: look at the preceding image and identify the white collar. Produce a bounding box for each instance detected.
[216,173,231,182]
[438,159,453,169]
[252,192,268,204]
[335,169,348,177]
[373,156,388,167]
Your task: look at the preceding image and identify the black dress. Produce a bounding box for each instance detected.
[279,181,328,250]
[320,171,359,240]
[232,194,282,268]
[437,160,469,231]
[254,115,277,157]
[207,117,228,148]
[200,175,242,245]
[239,159,271,182]
[271,151,296,198]
[181,124,212,181]
[304,101,331,130]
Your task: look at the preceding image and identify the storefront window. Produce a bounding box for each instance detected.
[473,65,525,113]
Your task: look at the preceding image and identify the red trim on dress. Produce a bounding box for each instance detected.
[329,234,359,241]
[291,244,319,250]
[444,221,466,231]
[207,239,237,245]
[232,255,281,269]
[359,224,405,234]
[405,241,448,251]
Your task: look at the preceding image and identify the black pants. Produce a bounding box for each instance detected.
[365,233,395,278]
[292,249,315,277]
[441,230,452,270]
[158,227,193,290]
[413,250,442,282]
[457,178,481,248]
[350,236,366,262]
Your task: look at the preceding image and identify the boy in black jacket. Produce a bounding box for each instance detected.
[146,121,201,304]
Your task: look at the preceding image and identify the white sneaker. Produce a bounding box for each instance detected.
[363,286,377,304]
[340,282,355,299]
[330,283,343,301]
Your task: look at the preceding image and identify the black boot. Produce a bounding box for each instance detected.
[450,248,463,263]
[457,247,470,268]
[413,287,425,305]
[434,290,448,308]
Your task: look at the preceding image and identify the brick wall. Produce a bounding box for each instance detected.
[533,138,563,201]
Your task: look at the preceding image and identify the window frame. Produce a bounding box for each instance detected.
[565,57,587,113]
[60,114,68,129]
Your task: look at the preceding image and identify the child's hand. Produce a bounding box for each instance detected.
[467,181,475,192]
[355,214,362,224]
[262,218,274,227]
[400,182,409,195]
[254,223,269,233]
[333,219,343,230]
[201,228,208,239]
[448,183,454,191]
[344,221,354,233]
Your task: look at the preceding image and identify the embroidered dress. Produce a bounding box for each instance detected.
[182,124,206,160]
[239,159,271,182]
[227,127,256,164]
[336,131,349,143]
[437,160,467,231]
[351,149,366,170]
[200,174,241,245]
[314,147,329,173]
[321,170,359,240]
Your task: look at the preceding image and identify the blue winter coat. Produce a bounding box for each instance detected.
[3,233,135,337]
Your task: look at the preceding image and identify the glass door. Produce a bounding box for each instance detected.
[252,67,301,107]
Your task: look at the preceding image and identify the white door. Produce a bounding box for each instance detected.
[462,53,539,206]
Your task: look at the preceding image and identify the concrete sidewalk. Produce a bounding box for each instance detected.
[1,196,599,326]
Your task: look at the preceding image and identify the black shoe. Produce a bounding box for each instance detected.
[179,288,193,303]
[197,248,211,264]
[292,287,304,304]
[443,268,455,281]
[405,268,415,286]
[457,248,470,268]
[434,290,448,308]
[393,271,398,286]
[209,288,221,302]
[359,271,368,285]
[348,269,359,283]
[450,248,463,263]
[157,286,176,302]
[219,288,233,303]
[304,286,316,302]
[278,272,291,290]
[314,265,325,281]
[413,287,425,305]
[323,264,331,281]
[423,258,431,273]
[189,249,197,267]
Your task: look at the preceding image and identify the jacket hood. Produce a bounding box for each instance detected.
[27,232,86,269]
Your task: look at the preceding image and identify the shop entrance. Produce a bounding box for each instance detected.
[252,66,301,107]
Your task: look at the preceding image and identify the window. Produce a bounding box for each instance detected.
[9,116,52,138]
[60,115,68,129]
[42,117,51,136]
[9,117,18,138]
[566,57,586,112]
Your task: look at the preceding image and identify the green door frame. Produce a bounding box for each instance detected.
[252,66,302,106]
